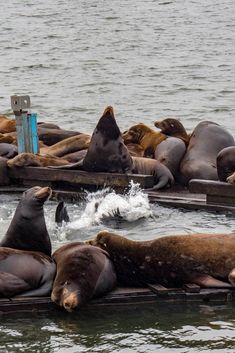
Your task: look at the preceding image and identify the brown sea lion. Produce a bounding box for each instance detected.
[0,115,16,133]
[0,157,10,185]
[216,146,235,182]
[40,133,91,157]
[82,106,133,173]
[88,231,235,288]
[126,143,145,157]
[0,133,15,144]
[154,118,190,145]
[37,127,81,146]
[37,122,61,129]
[51,242,116,312]
[123,123,166,157]
[0,247,56,298]
[131,156,174,190]
[0,186,52,257]
[7,153,69,168]
[179,121,234,185]
[154,137,186,179]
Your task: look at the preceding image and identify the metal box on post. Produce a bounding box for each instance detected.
[11,95,39,154]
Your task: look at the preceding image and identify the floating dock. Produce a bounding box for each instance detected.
[0,285,235,314]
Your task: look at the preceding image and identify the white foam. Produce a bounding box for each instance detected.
[69,181,152,229]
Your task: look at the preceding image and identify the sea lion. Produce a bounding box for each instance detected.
[7,152,69,168]
[179,121,234,185]
[126,143,145,157]
[227,172,235,184]
[37,122,61,129]
[123,123,166,158]
[0,247,56,298]
[0,157,10,185]
[62,149,88,163]
[216,146,235,182]
[40,133,91,157]
[51,242,116,312]
[0,133,15,144]
[55,201,70,226]
[88,231,235,288]
[37,127,81,146]
[0,186,52,256]
[82,106,133,173]
[154,137,186,179]
[0,115,16,133]
[0,143,17,159]
[131,156,174,190]
[154,118,190,145]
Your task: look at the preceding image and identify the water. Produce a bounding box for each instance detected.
[1,0,235,351]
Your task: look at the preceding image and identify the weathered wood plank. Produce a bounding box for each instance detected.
[8,167,154,190]
[189,179,235,197]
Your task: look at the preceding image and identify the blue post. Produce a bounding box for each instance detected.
[11,95,39,154]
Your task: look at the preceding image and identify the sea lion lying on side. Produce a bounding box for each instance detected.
[7,153,70,168]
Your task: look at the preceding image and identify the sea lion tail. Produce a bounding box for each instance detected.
[55,201,70,226]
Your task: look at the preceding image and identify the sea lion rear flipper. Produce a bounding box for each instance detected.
[0,271,31,298]
[189,274,232,288]
[55,201,70,226]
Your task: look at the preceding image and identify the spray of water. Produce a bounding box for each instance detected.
[69,181,152,230]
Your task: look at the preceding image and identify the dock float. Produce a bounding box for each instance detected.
[0,286,235,314]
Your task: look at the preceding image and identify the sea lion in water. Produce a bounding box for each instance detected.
[40,133,91,157]
[7,153,69,168]
[0,186,52,257]
[123,123,167,158]
[0,143,18,159]
[131,156,174,190]
[0,247,56,298]
[82,106,133,173]
[88,231,235,288]
[179,121,234,185]
[154,118,190,145]
[51,242,116,312]
[154,137,186,179]
[216,146,235,182]
[0,115,16,133]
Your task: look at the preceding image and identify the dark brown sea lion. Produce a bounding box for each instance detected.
[0,115,16,133]
[51,242,116,312]
[7,152,69,168]
[154,137,186,179]
[179,121,234,185]
[131,156,174,190]
[62,149,88,163]
[37,127,81,146]
[88,231,235,288]
[37,122,61,129]
[0,247,56,297]
[0,186,52,256]
[0,143,18,159]
[123,123,166,157]
[154,118,190,145]
[0,157,10,185]
[216,146,235,182]
[82,106,133,173]
[40,133,91,157]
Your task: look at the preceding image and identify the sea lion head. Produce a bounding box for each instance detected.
[122,123,152,144]
[154,118,185,135]
[19,186,52,218]
[7,153,41,168]
[51,280,81,312]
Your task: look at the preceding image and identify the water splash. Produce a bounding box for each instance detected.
[69,181,152,230]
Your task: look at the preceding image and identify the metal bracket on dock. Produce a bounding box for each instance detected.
[11,95,39,154]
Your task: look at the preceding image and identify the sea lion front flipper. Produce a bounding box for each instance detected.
[48,159,84,170]
[189,274,232,288]
[55,201,70,226]
[0,271,31,297]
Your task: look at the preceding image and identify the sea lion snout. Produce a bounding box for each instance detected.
[34,186,52,200]
[62,291,79,312]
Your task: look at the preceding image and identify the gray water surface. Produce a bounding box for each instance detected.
[1,0,235,352]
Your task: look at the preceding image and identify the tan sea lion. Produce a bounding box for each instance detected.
[154,118,190,145]
[40,133,91,157]
[0,115,16,133]
[88,231,235,288]
[123,123,167,157]
[216,146,235,182]
[7,153,70,168]
[51,242,116,312]
[179,121,234,185]
[126,143,145,157]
